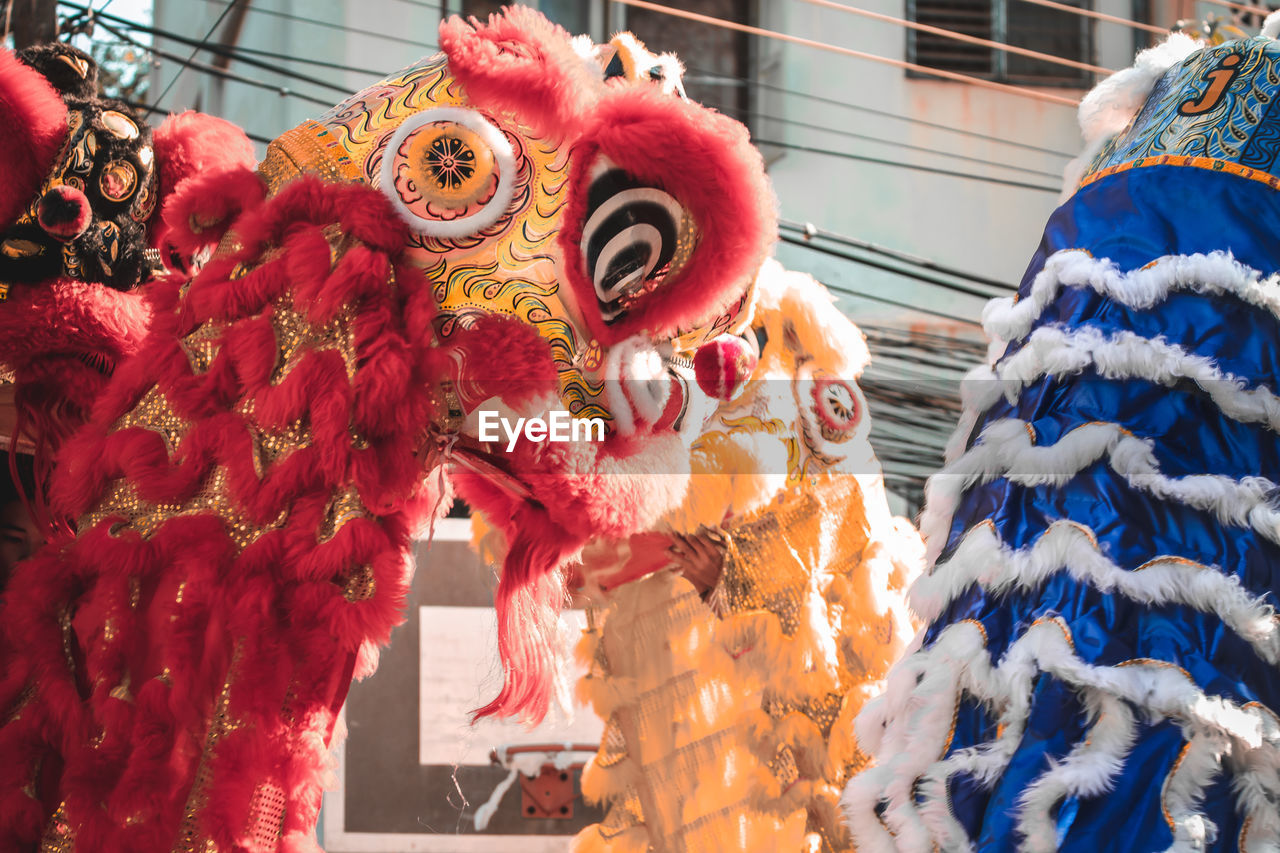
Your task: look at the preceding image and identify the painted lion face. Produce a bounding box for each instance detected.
[258,8,774,447]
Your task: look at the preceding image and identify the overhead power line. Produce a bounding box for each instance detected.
[612,0,1080,107]
[204,41,387,76]
[1014,0,1169,35]
[780,234,983,326]
[749,109,1065,180]
[1199,0,1274,15]
[778,232,1006,302]
[67,0,390,77]
[61,2,361,95]
[685,65,1077,160]
[779,221,1015,291]
[96,20,334,107]
[73,4,1078,190]
[755,137,1060,193]
[798,0,1115,76]
[80,1,1086,184]
[184,0,439,52]
[115,94,274,143]
[145,0,238,117]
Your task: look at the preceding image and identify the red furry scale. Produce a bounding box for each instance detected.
[0,50,67,229]
[0,176,443,851]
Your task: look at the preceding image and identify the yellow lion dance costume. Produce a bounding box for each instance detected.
[571,259,923,853]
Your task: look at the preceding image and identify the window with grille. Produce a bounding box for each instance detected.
[908,0,1092,86]
[618,0,755,125]
[452,1,756,126]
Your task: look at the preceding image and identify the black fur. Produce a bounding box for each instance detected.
[0,45,157,291]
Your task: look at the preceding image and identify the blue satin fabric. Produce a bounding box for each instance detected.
[922,161,1280,850]
[1018,164,1280,285]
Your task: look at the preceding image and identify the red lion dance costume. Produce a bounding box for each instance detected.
[0,9,775,852]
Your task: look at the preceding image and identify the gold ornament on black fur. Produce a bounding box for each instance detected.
[0,44,160,291]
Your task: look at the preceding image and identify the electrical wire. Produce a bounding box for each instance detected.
[781,234,984,326]
[684,65,1076,159]
[61,2,362,95]
[797,0,1115,76]
[90,19,353,100]
[747,109,1066,180]
[1199,0,1274,15]
[98,0,1059,184]
[116,94,274,143]
[100,21,334,107]
[1014,0,1169,35]
[75,4,1079,191]
[86,1,1085,186]
[67,1,391,77]
[611,0,1081,107]
[779,233,1004,302]
[144,0,238,117]
[756,136,1060,192]
[388,0,444,12]
[781,220,1015,290]
[198,41,387,76]
[183,0,439,52]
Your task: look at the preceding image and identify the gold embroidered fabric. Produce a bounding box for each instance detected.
[258,120,364,194]
[576,475,915,853]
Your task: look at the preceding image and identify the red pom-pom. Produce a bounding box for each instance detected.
[35,184,90,239]
[693,334,757,401]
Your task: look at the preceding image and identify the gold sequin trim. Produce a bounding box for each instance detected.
[244,781,288,849]
[318,485,364,544]
[172,642,243,853]
[339,564,376,602]
[114,387,187,453]
[38,801,76,853]
[180,321,225,375]
[82,468,285,551]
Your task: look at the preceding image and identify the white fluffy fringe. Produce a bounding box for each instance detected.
[923,252,1280,565]
[844,619,1280,853]
[911,518,1280,665]
[984,250,1280,344]
[919,418,1280,571]
[976,326,1280,435]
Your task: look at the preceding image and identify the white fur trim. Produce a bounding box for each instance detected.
[922,320,1280,566]
[1014,690,1136,852]
[601,338,639,436]
[984,250,1280,344]
[1161,730,1228,851]
[911,519,1280,664]
[846,618,1280,850]
[473,767,520,831]
[975,326,1280,434]
[1264,10,1280,39]
[919,419,1280,570]
[377,107,517,238]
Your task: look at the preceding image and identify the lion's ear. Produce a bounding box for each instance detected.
[0,48,68,229]
[438,5,601,138]
[16,43,99,100]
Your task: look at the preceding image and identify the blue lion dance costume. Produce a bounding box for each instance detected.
[846,32,1280,852]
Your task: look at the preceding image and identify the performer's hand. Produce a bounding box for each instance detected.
[667,525,727,594]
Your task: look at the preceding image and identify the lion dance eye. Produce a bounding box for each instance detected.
[581,160,693,325]
[812,377,861,442]
[378,107,516,238]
